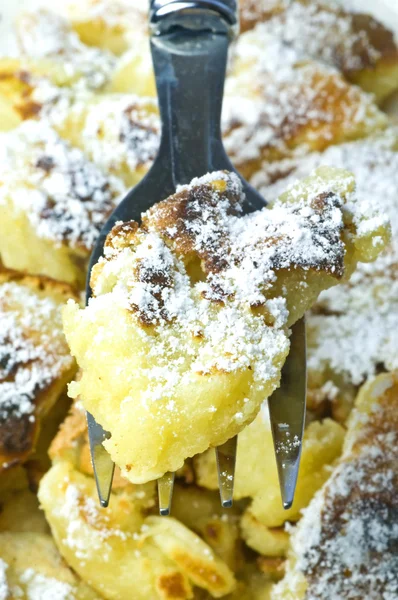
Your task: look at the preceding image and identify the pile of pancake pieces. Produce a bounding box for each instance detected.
[0,1,397,599]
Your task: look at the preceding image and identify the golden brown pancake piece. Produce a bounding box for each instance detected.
[0,267,77,472]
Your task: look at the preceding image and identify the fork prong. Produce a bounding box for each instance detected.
[267,317,307,510]
[86,412,115,508]
[216,435,238,508]
[158,472,175,516]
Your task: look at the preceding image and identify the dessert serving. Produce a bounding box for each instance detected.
[0,1,397,599]
[63,167,388,483]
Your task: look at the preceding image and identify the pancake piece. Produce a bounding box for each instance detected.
[52,94,160,187]
[0,59,61,132]
[63,167,388,483]
[273,372,398,600]
[67,0,147,56]
[0,120,124,286]
[253,128,398,422]
[41,401,276,600]
[223,24,387,180]
[0,532,101,600]
[0,68,160,189]
[0,268,77,474]
[239,0,286,33]
[238,0,398,102]
[195,409,344,554]
[16,9,116,92]
[171,483,244,573]
[66,0,155,96]
[39,403,236,600]
[0,460,100,598]
[50,402,244,573]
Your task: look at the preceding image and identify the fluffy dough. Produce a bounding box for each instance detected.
[63,167,388,483]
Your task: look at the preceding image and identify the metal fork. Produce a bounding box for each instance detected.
[86,0,306,515]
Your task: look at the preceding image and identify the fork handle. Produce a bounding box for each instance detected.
[149,0,237,189]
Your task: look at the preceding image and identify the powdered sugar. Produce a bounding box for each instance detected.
[239,0,288,32]
[75,96,160,177]
[0,121,125,251]
[17,10,115,91]
[58,479,132,563]
[255,130,398,389]
[0,279,74,422]
[290,439,398,599]
[20,569,75,600]
[223,19,385,171]
[274,373,398,600]
[260,1,383,73]
[0,560,8,600]
[240,0,396,74]
[89,168,377,404]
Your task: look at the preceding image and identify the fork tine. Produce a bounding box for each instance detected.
[158,472,175,516]
[267,317,307,509]
[216,435,238,508]
[86,412,115,508]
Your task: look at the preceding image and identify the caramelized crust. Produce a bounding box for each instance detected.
[254,129,398,423]
[274,373,398,599]
[238,0,398,102]
[224,62,386,180]
[66,167,388,484]
[0,267,78,472]
[0,62,48,129]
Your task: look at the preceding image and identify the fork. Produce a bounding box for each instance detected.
[86,0,306,515]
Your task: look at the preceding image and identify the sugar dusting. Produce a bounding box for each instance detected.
[76,96,160,176]
[89,169,375,403]
[223,17,385,170]
[0,560,8,600]
[0,121,125,251]
[17,10,115,91]
[256,1,385,72]
[287,382,398,600]
[20,569,75,600]
[0,555,76,599]
[255,130,398,390]
[0,280,74,422]
[240,0,396,73]
[59,482,130,563]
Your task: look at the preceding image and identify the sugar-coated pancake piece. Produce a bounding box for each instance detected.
[40,400,274,599]
[63,168,389,483]
[223,23,387,180]
[0,120,124,286]
[66,0,148,56]
[194,409,345,554]
[272,371,398,600]
[253,128,398,422]
[16,9,116,92]
[39,403,236,600]
[52,94,160,187]
[0,532,100,599]
[238,0,398,102]
[0,268,77,473]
